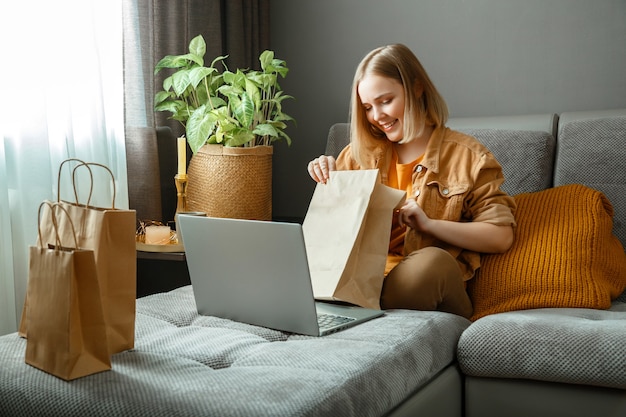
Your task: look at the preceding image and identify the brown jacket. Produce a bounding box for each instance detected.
[335,126,517,281]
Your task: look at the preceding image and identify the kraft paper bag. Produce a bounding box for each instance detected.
[25,202,111,381]
[38,160,136,354]
[302,169,406,309]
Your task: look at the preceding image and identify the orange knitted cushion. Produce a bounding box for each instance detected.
[468,184,626,321]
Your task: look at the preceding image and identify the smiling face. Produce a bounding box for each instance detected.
[357,74,406,143]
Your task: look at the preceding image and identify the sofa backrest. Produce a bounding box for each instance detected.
[447,113,557,196]
[326,123,350,159]
[554,109,626,247]
[326,113,558,197]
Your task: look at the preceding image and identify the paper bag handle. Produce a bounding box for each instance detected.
[57,158,92,206]
[56,159,117,209]
[71,162,117,209]
[37,201,80,251]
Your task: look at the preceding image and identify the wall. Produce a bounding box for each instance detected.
[269,0,626,220]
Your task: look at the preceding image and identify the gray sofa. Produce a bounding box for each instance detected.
[451,109,626,416]
[0,109,624,416]
[327,108,626,416]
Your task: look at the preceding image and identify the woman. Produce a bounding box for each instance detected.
[307,44,516,318]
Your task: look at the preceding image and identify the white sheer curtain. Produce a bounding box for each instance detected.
[0,1,126,335]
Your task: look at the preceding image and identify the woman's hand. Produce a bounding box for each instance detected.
[398,198,430,232]
[307,155,336,183]
[399,198,514,253]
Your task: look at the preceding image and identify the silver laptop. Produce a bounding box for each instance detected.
[177,215,384,336]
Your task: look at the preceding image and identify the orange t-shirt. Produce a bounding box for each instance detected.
[385,150,424,275]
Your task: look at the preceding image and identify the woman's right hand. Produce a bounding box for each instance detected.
[307,155,336,183]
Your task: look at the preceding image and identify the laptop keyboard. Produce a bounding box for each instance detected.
[317,313,356,331]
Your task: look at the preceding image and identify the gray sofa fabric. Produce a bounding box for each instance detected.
[0,286,470,417]
[447,112,558,196]
[457,302,626,389]
[330,110,626,412]
[454,128,555,195]
[452,109,626,414]
[554,115,626,244]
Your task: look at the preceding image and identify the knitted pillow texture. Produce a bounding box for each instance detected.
[468,183,626,321]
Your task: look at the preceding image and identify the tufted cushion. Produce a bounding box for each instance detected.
[468,184,626,321]
[457,303,626,389]
[0,285,470,417]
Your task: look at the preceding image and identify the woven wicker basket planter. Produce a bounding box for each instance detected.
[186,144,273,220]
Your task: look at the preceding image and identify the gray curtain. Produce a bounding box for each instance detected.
[123,0,270,223]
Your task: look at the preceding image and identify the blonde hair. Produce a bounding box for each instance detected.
[349,44,448,166]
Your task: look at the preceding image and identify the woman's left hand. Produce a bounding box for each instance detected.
[398,198,430,232]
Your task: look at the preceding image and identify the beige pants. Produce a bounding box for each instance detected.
[381,247,473,319]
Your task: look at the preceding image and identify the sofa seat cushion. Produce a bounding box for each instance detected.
[0,285,470,417]
[468,183,626,321]
[457,299,626,389]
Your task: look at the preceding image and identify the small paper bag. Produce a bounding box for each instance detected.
[39,160,136,354]
[302,169,406,309]
[25,202,111,380]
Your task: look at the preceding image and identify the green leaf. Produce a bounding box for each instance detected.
[259,50,274,71]
[154,55,180,74]
[208,96,227,109]
[274,112,295,123]
[210,55,229,68]
[188,67,216,89]
[245,77,261,109]
[171,70,192,96]
[154,91,172,106]
[219,87,241,116]
[153,100,180,114]
[252,123,279,138]
[154,54,201,74]
[231,70,247,88]
[225,128,255,147]
[179,53,203,67]
[278,129,293,146]
[253,73,276,90]
[269,120,288,130]
[188,35,206,58]
[163,76,173,92]
[274,91,294,102]
[209,73,225,91]
[271,59,289,77]
[218,85,243,99]
[233,92,254,128]
[222,70,236,85]
[186,105,215,153]
[171,108,193,123]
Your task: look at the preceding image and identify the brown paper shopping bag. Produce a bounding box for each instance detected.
[25,202,111,380]
[302,169,406,309]
[18,159,88,339]
[41,160,136,354]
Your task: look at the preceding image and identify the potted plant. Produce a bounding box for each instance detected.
[153,35,295,220]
